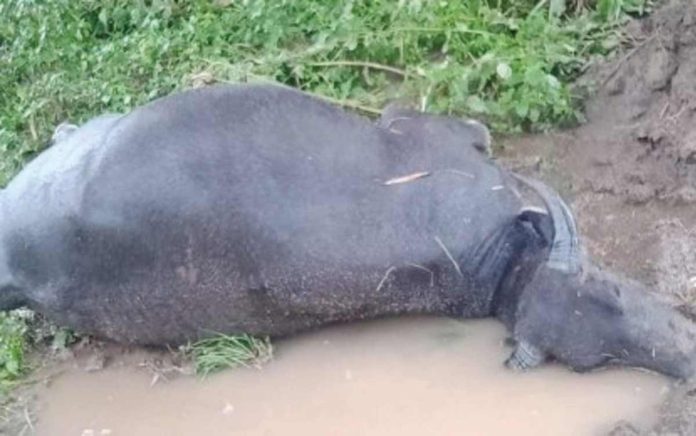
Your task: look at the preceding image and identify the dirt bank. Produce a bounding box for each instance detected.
[500,0,696,433]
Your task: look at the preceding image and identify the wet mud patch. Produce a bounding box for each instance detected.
[499,1,696,433]
[31,319,669,436]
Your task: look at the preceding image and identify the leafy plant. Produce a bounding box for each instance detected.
[596,0,653,21]
[0,312,28,389]
[0,0,653,185]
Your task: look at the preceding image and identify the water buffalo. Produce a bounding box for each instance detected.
[1,84,694,378]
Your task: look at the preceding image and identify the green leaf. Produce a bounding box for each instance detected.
[546,74,561,89]
[466,95,489,114]
[549,0,566,19]
[98,9,109,27]
[515,100,529,118]
[496,62,512,80]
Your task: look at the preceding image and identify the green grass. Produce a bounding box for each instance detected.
[185,333,273,377]
[0,310,75,395]
[0,0,651,385]
[0,313,28,391]
[1,0,651,184]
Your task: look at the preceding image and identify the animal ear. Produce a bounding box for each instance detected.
[51,121,78,145]
[517,207,554,248]
[460,118,492,156]
[377,100,420,128]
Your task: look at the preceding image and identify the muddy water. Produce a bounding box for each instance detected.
[34,318,670,436]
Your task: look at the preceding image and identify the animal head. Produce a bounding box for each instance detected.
[509,177,696,379]
[378,102,492,156]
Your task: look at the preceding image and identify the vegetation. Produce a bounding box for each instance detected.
[2,0,651,183]
[0,310,75,394]
[185,333,273,377]
[0,313,28,391]
[0,0,651,386]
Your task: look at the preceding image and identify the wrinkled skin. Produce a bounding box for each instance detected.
[0,84,694,379]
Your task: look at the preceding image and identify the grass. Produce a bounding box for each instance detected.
[185,333,273,377]
[0,310,75,396]
[0,313,28,391]
[1,0,652,184]
[0,0,652,385]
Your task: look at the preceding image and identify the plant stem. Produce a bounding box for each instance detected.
[307,60,412,77]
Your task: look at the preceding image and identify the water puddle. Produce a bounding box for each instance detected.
[34,318,670,436]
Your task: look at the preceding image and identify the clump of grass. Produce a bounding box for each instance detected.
[185,333,273,377]
[0,310,77,390]
[0,312,29,390]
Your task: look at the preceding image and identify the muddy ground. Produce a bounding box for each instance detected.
[501,0,696,433]
[4,0,696,434]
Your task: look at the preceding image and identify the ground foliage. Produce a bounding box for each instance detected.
[185,333,273,377]
[0,313,27,390]
[0,0,650,384]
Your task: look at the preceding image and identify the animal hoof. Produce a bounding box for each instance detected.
[505,355,528,371]
[505,340,545,371]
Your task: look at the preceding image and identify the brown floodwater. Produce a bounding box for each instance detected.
[34,318,670,436]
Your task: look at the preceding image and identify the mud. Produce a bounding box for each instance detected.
[573,0,696,207]
[499,1,696,433]
[31,319,669,436]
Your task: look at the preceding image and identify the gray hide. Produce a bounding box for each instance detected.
[1,84,694,378]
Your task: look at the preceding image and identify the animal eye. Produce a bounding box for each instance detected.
[612,285,622,299]
[586,290,624,316]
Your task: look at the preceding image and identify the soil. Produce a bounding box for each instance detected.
[499,0,696,433]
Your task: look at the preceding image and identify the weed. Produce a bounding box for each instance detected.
[0,310,77,390]
[0,312,28,390]
[0,0,653,184]
[185,333,273,377]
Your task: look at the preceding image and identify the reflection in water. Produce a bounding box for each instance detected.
[35,318,670,436]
